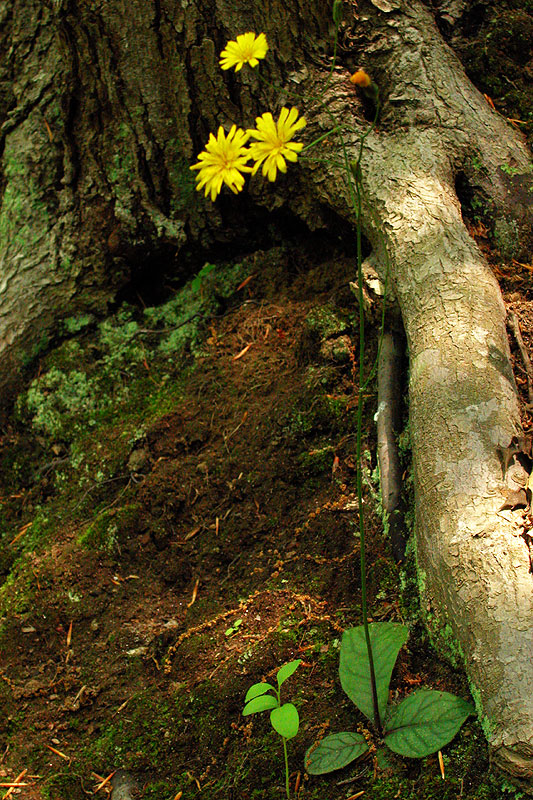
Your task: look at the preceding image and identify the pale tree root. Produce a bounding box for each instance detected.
[383,178,533,790]
[376,327,407,562]
[507,311,533,408]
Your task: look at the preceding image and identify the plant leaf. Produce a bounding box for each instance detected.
[305,732,369,775]
[243,694,278,715]
[244,682,276,703]
[340,623,409,725]
[384,689,474,758]
[276,659,302,687]
[270,703,299,739]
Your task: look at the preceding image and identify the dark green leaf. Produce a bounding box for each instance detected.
[340,623,408,724]
[305,732,368,775]
[276,659,302,687]
[384,689,474,758]
[270,703,299,739]
[244,682,276,703]
[243,694,278,715]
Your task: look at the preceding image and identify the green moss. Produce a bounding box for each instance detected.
[283,393,352,444]
[415,545,466,669]
[60,314,95,335]
[79,681,236,793]
[167,136,196,213]
[143,260,247,355]
[77,504,139,553]
[0,557,35,616]
[305,304,349,340]
[12,258,252,462]
[20,368,97,438]
[297,445,335,475]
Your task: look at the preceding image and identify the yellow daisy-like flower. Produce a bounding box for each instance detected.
[190,125,252,202]
[219,32,268,71]
[247,107,306,183]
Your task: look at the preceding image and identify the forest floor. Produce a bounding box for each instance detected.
[0,228,532,800]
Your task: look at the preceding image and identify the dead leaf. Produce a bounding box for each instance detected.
[186,772,201,791]
[236,275,254,291]
[184,526,201,541]
[438,750,445,780]
[187,578,200,608]
[3,770,28,799]
[45,744,69,760]
[94,771,116,793]
[10,522,32,546]
[232,343,253,361]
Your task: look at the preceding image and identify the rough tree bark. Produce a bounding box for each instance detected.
[1,0,532,788]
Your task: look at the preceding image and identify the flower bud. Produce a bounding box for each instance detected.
[350,69,372,88]
[332,0,343,25]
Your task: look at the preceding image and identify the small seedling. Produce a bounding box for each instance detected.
[243,659,301,799]
[305,622,474,774]
[225,618,243,637]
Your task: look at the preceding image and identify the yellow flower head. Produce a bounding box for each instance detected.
[219,32,268,71]
[247,107,306,183]
[350,69,372,87]
[190,125,252,202]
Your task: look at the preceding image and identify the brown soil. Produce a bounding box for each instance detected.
[0,241,532,800]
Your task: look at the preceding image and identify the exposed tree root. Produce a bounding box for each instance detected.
[376,328,406,562]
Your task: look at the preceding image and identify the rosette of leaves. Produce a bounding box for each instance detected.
[306,623,474,774]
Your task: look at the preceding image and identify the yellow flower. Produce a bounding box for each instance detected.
[350,69,372,87]
[190,125,252,202]
[247,107,306,183]
[219,32,268,71]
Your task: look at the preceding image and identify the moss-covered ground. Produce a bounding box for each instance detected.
[1,240,531,800]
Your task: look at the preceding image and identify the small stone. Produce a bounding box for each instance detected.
[127,448,152,474]
[126,646,148,657]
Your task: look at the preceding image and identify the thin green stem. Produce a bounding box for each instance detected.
[283,737,290,799]
[252,5,387,741]
[353,155,382,739]
[300,127,340,153]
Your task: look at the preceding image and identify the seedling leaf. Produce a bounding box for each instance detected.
[340,623,408,724]
[276,659,302,687]
[305,732,368,775]
[384,689,474,758]
[270,703,299,739]
[243,694,279,715]
[244,682,276,703]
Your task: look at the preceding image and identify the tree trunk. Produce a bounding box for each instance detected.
[1,0,532,788]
